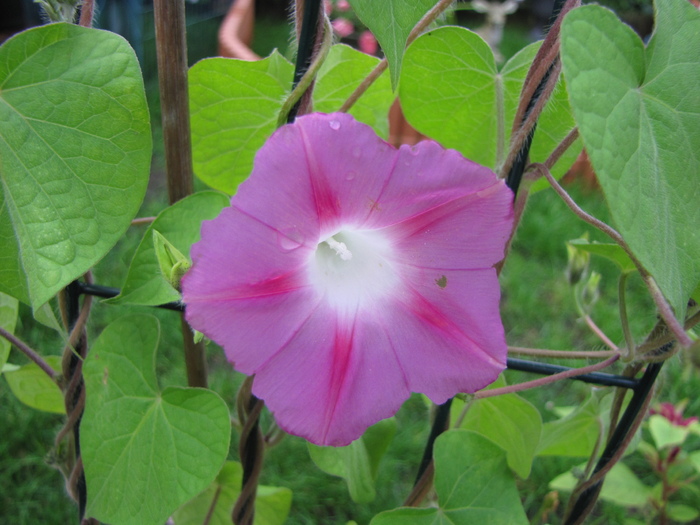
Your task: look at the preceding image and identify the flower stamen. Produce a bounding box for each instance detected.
[325,237,353,261]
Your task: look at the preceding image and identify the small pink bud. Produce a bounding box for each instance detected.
[337,0,351,11]
[359,30,378,55]
[332,18,355,38]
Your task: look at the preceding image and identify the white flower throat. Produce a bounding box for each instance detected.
[310,230,398,313]
[325,237,353,261]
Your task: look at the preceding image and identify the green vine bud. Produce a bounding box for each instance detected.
[580,271,601,313]
[153,230,190,293]
[34,0,82,23]
[565,235,591,285]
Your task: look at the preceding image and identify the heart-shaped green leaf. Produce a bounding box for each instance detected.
[108,191,229,306]
[308,417,396,503]
[3,355,63,413]
[537,394,606,457]
[348,0,436,89]
[452,391,542,478]
[0,23,151,308]
[189,52,293,194]
[550,461,651,508]
[173,461,292,525]
[568,239,638,275]
[82,315,230,525]
[370,430,528,525]
[399,27,580,183]
[314,44,394,139]
[561,0,700,319]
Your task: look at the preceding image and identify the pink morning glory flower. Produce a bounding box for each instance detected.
[183,113,513,446]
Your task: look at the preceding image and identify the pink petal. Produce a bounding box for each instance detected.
[253,303,410,446]
[383,267,507,401]
[184,206,319,372]
[235,113,398,236]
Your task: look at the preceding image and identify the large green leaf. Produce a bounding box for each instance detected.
[108,191,229,306]
[348,0,436,89]
[189,52,293,194]
[0,291,18,373]
[371,430,528,525]
[560,0,700,319]
[399,27,579,182]
[2,355,63,413]
[453,392,542,478]
[0,23,151,308]
[537,394,606,457]
[568,239,638,274]
[550,461,651,508]
[173,461,292,525]
[308,418,396,503]
[314,44,394,139]
[82,315,230,525]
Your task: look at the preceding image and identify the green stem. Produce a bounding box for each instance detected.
[508,346,616,359]
[618,272,635,358]
[0,326,59,383]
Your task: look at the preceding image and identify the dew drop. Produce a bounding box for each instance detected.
[352,146,362,158]
[329,119,341,130]
[277,228,304,251]
[345,171,357,181]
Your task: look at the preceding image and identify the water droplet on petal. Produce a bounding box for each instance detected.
[329,119,341,130]
[277,228,304,251]
[352,146,362,158]
[345,171,357,181]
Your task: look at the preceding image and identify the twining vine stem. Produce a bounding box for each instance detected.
[537,163,693,348]
[508,346,617,359]
[618,272,635,358]
[0,326,59,382]
[475,354,620,400]
[564,362,663,523]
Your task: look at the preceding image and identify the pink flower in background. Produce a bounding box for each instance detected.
[650,402,699,427]
[323,0,333,15]
[183,113,513,446]
[358,30,378,55]
[331,17,355,38]
[336,0,351,10]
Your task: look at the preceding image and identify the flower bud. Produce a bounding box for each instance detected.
[565,237,590,285]
[580,271,601,313]
[153,230,190,293]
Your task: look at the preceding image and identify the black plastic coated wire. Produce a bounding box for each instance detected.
[564,362,663,523]
[287,0,322,123]
[76,282,642,389]
[507,357,639,390]
[76,282,183,311]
